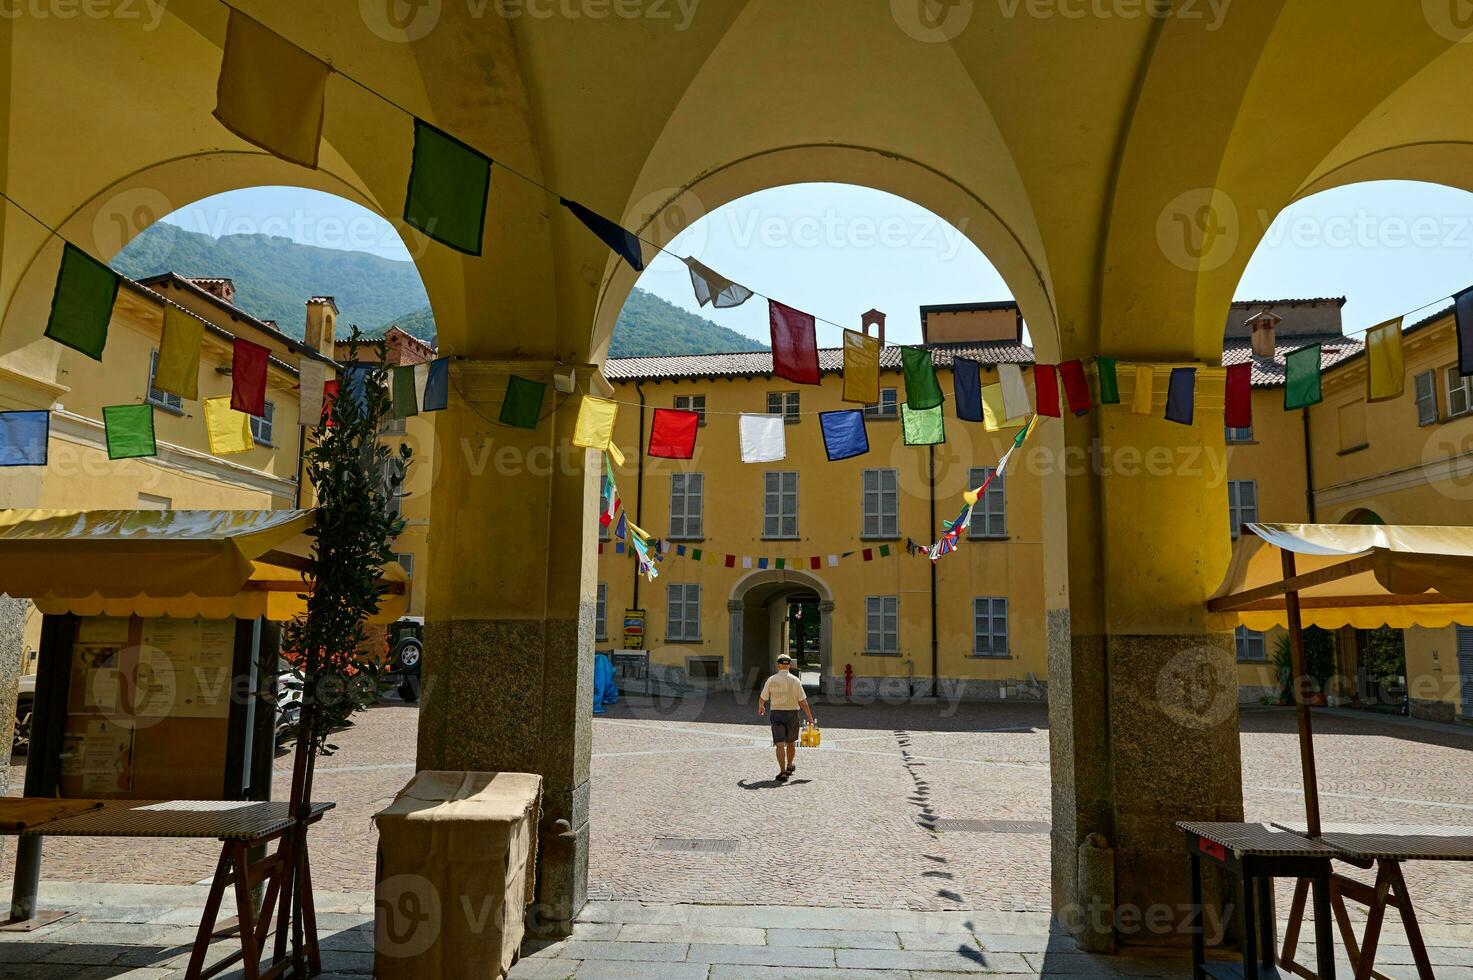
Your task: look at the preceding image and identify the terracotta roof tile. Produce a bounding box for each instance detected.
[1221,335,1364,388]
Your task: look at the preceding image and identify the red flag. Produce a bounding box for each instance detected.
[1059,360,1091,415]
[809,556,821,570]
[231,338,270,417]
[321,379,340,428]
[648,408,699,459]
[1225,362,1253,429]
[862,548,873,561]
[724,554,736,568]
[769,299,820,385]
[1034,364,1061,417]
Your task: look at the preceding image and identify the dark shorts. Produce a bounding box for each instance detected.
[770,710,802,745]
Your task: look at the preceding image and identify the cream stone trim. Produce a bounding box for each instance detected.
[49,409,298,499]
[1313,449,1473,508]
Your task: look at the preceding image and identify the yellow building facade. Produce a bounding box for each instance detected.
[0,274,338,670]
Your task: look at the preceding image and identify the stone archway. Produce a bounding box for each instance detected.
[727,568,835,692]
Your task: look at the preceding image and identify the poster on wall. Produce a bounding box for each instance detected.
[80,719,133,794]
[622,610,645,650]
[137,618,236,718]
[69,645,122,714]
[77,616,129,644]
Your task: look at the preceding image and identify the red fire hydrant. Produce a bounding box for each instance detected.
[844,663,853,697]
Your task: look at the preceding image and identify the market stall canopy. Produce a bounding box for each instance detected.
[1207,523,1473,631]
[0,510,407,622]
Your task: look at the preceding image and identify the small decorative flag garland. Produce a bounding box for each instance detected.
[214,9,329,169]
[154,306,202,400]
[0,411,49,466]
[770,300,821,385]
[561,198,645,272]
[45,243,118,362]
[901,346,944,410]
[404,119,493,256]
[103,404,156,460]
[841,329,881,405]
[1366,318,1405,403]
[231,338,270,417]
[952,357,983,422]
[648,408,699,459]
[500,374,546,429]
[685,257,753,309]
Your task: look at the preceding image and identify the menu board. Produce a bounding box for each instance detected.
[139,618,236,719]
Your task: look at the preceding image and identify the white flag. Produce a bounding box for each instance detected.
[413,361,431,405]
[999,363,1032,421]
[299,359,326,426]
[685,257,754,309]
[739,413,786,463]
[827,555,839,567]
[742,556,753,569]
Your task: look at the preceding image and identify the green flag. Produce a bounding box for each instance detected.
[901,403,945,445]
[499,375,546,429]
[775,558,786,570]
[45,244,118,361]
[878,544,890,557]
[103,404,156,460]
[403,118,493,255]
[1095,357,1120,405]
[1284,344,1323,410]
[901,346,943,409]
[392,366,418,419]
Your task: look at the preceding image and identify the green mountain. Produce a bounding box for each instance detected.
[112,222,767,356]
[608,288,767,357]
[110,222,431,338]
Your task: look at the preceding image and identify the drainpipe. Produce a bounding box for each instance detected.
[633,381,648,608]
[1301,407,1317,522]
[928,445,938,700]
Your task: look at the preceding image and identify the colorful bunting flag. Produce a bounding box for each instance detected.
[45,243,118,362]
[1458,286,1473,377]
[684,257,752,309]
[819,409,869,461]
[981,384,1022,431]
[102,404,156,460]
[769,300,820,385]
[1225,362,1253,429]
[321,380,340,428]
[413,361,431,407]
[1059,360,1091,415]
[952,357,983,422]
[299,360,326,428]
[1366,318,1405,403]
[1130,365,1154,415]
[561,198,645,272]
[392,365,419,419]
[999,363,1031,420]
[901,347,943,410]
[500,374,545,429]
[1034,364,1061,418]
[614,512,627,541]
[341,363,376,419]
[827,555,839,567]
[901,403,945,445]
[205,396,254,455]
[1284,344,1323,410]
[841,329,880,405]
[573,394,624,465]
[600,456,622,528]
[404,119,493,256]
[1095,357,1120,405]
[0,411,49,466]
[739,413,786,463]
[231,338,270,417]
[213,10,329,169]
[1165,368,1196,425]
[648,408,699,459]
[154,306,202,400]
[423,358,450,412]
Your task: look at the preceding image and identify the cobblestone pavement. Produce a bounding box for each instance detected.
[5,696,1473,926]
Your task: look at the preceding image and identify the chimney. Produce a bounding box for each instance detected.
[862,309,886,347]
[305,296,339,355]
[189,277,236,304]
[1245,310,1281,358]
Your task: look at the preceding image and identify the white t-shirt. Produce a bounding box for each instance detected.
[761,670,807,711]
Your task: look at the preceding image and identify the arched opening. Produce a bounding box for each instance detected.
[728,568,834,692]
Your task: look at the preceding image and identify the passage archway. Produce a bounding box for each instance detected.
[728,568,834,692]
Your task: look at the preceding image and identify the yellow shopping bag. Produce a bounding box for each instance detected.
[800,722,821,748]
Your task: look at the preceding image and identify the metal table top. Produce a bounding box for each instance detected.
[17,800,335,841]
[1268,823,1473,863]
[1178,821,1340,858]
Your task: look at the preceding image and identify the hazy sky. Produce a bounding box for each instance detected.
[165,179,1473,347]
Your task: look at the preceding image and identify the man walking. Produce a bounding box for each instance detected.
[757,654,815,782]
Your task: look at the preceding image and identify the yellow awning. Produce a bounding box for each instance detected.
[1207,523,1473,631]
[0,510,407,623]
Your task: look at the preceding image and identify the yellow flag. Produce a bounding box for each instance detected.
[981,383,1023,431]
[205,396,254,455]
[1130,365,1155,415]
[1366,317,1405,403]
[842,329,880,405]
[214,10,330,169]
[153,306,202,400]
[573,395,619,456]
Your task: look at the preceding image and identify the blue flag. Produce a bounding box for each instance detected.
[614,512,627,541]
[423,358,450,412]
[560,198,645,272]
[1456,286,1473,377]
[1165,367,1196,425]
[0,411,48,466]
[952,356,983,422]
[819,409,869,461]
[342,363,374,415]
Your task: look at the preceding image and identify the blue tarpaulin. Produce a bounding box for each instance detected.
[593,652,619,713]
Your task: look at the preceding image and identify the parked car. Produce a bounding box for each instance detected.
[12,673,35,756]
[389,617,424,702]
